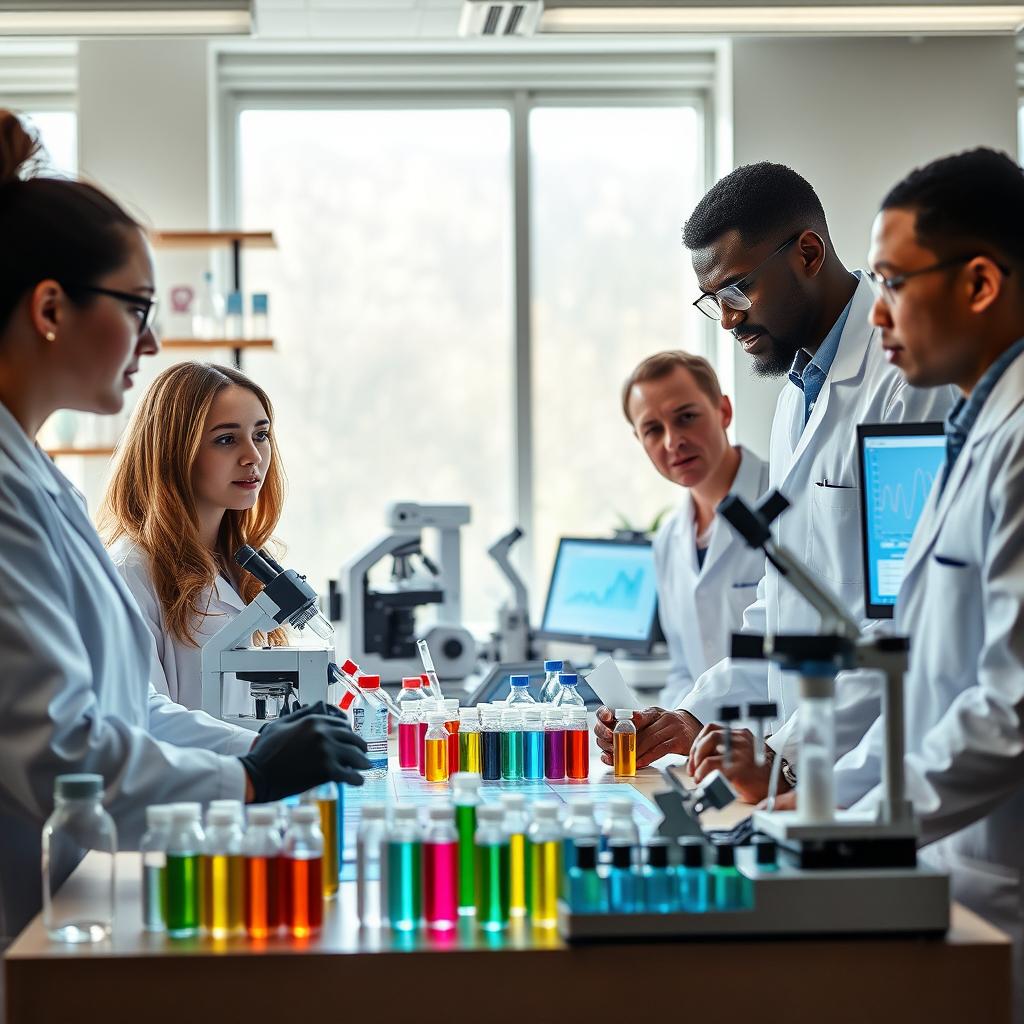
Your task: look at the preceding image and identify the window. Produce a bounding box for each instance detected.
[20,110,77,175]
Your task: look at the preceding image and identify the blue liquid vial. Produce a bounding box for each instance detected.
[710,843,747,910]
[607,842,641,914]
[677,837,709,913]
[568,840,607,914]
[641,838,677,912]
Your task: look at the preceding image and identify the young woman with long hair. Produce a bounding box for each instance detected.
[101,361,290,713]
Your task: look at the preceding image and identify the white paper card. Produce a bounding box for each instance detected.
[584,658,643,712]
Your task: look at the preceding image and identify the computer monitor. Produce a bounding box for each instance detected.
[536,537,660,654]
[857,422,946,619]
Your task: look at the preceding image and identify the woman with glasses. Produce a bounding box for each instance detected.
[0,111,368,945]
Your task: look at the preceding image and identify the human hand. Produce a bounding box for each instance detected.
[594,706,703,769]
[758,790,797,812]
[687,724,777,803]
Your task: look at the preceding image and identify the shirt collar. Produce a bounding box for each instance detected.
[945,335,1024,444]
[787,293,855,390]
[0,398,63,496]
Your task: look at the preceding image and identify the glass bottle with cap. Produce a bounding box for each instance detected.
[565,706,590,780]
[710,842,746,911]
[568,839,606,914]
[540,659,564,703]
[452,772,482,914]
[500,793,531,917]
[641,838,677,912]
[387,806,423,930]
[443,697,461,776]
[424,711,451,783]
[507,672,536,706]
[607,839,641,913]
[501,707,525,782]
[203,805,245,938]
[352,674,389,777]
[543,706,567,781]
[242,804,283,938]
[397,676,424,770]
[474,804,511,931]
[527,800,563,926]
[458,707,482,774]
[423,805,459,929]
[140,804,172,932]
[613,708,637,778]
[677,837,709,913]
[552,672,584,708]
[479,703,502,782]
[601,796,640,856]
[356,803,388,927]
[165,802,205,938]
[562,798,601,889]
[522,706,545,780]
[283,804,324,936]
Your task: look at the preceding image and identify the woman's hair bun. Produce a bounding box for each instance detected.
[0,111,41,187]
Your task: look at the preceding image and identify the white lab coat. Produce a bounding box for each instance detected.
[678,273,957,758]
[0,400,252,944]
[109,539,251,716]
[834,349,1024,1010]
[654,446,770,708]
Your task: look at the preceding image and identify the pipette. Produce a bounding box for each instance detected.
[416,639,445,700]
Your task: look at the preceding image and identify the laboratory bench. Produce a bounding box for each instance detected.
[4,766,1013,1024]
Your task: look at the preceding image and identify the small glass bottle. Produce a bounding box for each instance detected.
[553,672,585,708]
[452,772,482,915]
[641,838,678,912]
[356,803,388,927]
[527,801,563,927]
[501,708,525,781]
[417,698,441,778]
[140,804,171,933]
[543,706,566,781]
[165,802,204,938]
[507,672,536,706]
[397,676,423,770]
[601,796,640,856]
[458,707,482,774]
[42,774,117,944]
[250,291,270,336]
[562,798,601,889]
[310,782,340,899]
[444,698,461,777]
[352,675,389,778]
[283,805,324,937]
[500,793,530,917]
[192,269,224,339]
[225,289,244,339]
[474,804,511,931]
[568,839,606,914]
[387,806,423,931]
[752,834,778,873]
[424,712,451,783]
[203,805,245,938]
[607,840,641,913]
[677,837,709,913]
[423,805,459,930]
[480,704,502,782]
[710,843,746,911]
[565,706,590,780]
[522,707,545,780]
[613,708,637,778]
[539,659,564,703]
[242,804,283,938]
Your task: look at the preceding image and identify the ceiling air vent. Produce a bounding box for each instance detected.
[458,0,543,36]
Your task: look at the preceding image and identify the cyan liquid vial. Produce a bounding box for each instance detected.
[710,843,747,911]
[522,710,545,780]
[567,840,607,914]
[641,838,677,912]
[677,837,709,913]
[607,842,641,913]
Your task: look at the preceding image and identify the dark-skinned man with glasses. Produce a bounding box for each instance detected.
[594,162,955,797]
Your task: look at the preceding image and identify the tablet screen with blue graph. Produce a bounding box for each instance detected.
[538,537,659,653]
[858,422,945,619]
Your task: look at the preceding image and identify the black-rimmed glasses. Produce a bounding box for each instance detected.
[868,256,1011,303]
[65,284,158,338]
[693,232,801,321]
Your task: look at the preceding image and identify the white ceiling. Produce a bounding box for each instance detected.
[254,0,465,39]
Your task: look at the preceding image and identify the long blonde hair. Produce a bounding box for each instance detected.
[101,361,288,647]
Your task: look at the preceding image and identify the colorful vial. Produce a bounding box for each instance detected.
[356,804,388,927]
[283,805,324,937]
[141,804,171,932]
[423,805,459,930]
[444,698,462,777]
[543,707,566,781]
[522,708,545,780]
[203,806,245,937]
[242,805,283,938]
[568,840,607,914]
[641,838,677,912]
[527,801,563,927]
[424,712,451,783]
[500,793,530,917]
[480,704,502,782]
[459,707,482,774]
[562,798,601,893]
[387,806,423,931]
[677,837,709,913]
[601,796,640,856]
[501,708,525,781]
[613,709,637,778]
[165,803,204,938]
[397,676,424,770]
[607,841,641,913]
[310,783,340,899]
[452,772,482,915]
[474,804,511,931]
[565,707,590,780]
[710,843,748,911]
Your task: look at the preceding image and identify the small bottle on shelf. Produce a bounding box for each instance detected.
[251,292,270,336]
[192,270,224,339]
[225,290,244,340]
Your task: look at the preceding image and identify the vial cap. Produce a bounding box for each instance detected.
[393,806,419,822]
[567,797,595,815]
[206,807,236,827]
[614,709,633,720]
[172,801,202,818]
[226,290,243,315]
[428,805,454,822]
[610,842,635,869]
[359,675,381,689]
[499,793,526,810]
[573,839,599,871]
[646,838,671,869]
[444,699,460,712]
[289,805,319,824]
[567,706,588,719]
[544,707,564,721]
[678,837,706,868]
[501,708,523,722]
[401,676,422,689]
[145,804,173,828]
[559,673,578,686]
[714,842,736,868]
[459,708,480,722]
[532,801,560,820]
[209,799,244,821]
[251,292,269,314]
[341,659,359,676]
[543,660,564,672]
[477,805,504,824]
[420,674,431,688]
[427,712,448,725]
[451,772,482,794]
[523,708,543,722]
[246,805,277,826]
[510,674,530,687]
[171,803,202,823]
[55,773,103,800]
[361,804,387,820]
[753,835,777,866]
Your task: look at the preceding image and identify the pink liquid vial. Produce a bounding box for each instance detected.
[398,722,419,770]
[422,806,459,929]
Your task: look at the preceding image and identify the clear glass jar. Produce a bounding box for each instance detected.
[140,804,172,932]
[42,774,117,943]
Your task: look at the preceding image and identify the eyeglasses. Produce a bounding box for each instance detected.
[867,255,1011,303]
[64,284,158,338]
[693,233,801,321]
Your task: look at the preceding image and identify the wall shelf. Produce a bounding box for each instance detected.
[46,447,116,459]
[161,338,275,351]
[150,231,276,250]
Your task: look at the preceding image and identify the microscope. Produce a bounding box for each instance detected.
[330,502,477,685]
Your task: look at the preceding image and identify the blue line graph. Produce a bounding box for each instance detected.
[565,568,644,612]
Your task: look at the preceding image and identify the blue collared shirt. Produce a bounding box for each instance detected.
[788,296,855,427]
[939,335,1024,495]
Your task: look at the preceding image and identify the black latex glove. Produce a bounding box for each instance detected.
[258,699,348,735]
[240,713,370,802]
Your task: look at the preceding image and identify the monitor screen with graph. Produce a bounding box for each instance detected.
[858,422,946,619]
[537,537,660,653]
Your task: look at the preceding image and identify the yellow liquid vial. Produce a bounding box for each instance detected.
[205,854,233,938]
[425,737,450,782]
[530,840,560,926]
[459,730,482,774]
[228,854,245,933]
[509,833,528,916]
[318,798,340,899]
[614,730,636,778]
